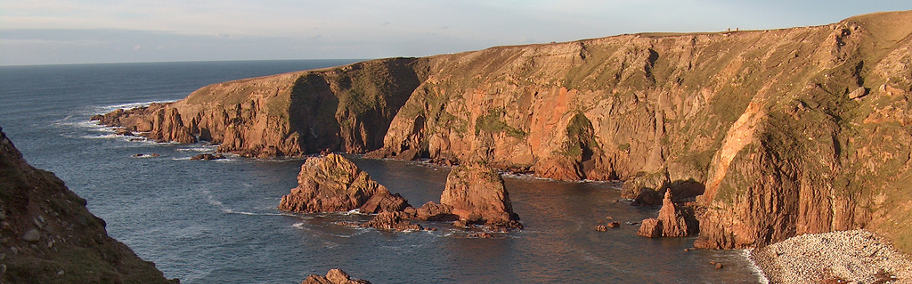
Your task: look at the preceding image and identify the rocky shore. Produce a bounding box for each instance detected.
[750,230,912,283]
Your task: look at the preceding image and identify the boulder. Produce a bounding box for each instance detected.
[415,202,457,221]
[190,153,225,160]
[302,268,371,284]
[637,218,663,238]
[361,211,422,232]
[440,163,521,230]
[278,154,410,213]
[114,128,134,136]
[594,225,608,232]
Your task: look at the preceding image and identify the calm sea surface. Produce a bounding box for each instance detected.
[0,60,764,283]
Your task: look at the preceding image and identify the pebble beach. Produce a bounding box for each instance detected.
[750,230,912,283]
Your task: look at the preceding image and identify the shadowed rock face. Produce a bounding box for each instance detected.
[440,163,522,231]
[277,154,410,214]
[94,58,427,157]
[0,127,177,283]
[98,11,912,252]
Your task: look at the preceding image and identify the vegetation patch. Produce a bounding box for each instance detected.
[474,108,527,138]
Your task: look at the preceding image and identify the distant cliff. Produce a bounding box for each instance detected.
[0,127,176,283]
[96,11,912,252]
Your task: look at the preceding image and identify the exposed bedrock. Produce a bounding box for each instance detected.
[94,58,427,157]
[637,191,698,238]
[302,269,371,284]
[277,153,410,214]
[0,127,177,283]
[440,163,522,231]
[101,11,912,251]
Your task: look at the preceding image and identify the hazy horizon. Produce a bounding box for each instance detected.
[2,0,910,66]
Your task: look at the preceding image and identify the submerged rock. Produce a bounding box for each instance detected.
[190,153,225,160]
[302,268,371,284]
[440,163,521,231]
[361,211,422,232]
[278,154,410,214]
[415,202,458,221]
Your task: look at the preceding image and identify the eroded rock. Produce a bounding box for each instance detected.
[637,191,698,238]
[440,163,521,230]
[360,211,422,232]
[278,154,410,214]
[302,268,371,284]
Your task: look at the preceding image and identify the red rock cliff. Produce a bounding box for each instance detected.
[97,11,912,252]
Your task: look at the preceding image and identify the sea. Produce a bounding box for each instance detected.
[0,60,765,283]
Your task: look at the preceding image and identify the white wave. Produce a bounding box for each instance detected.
[743,249,770,284]
[80,134,121,139]
[340,209,362,216]
[95,99,178,113]
[130,154,160,159]
[176,146,218,152]
[171,157,192,161]
[292,222,307,229]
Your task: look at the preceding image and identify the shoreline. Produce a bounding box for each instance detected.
[749,230,912,283]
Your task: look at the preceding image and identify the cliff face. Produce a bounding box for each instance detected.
[96,58,428,157]
[97,11,912,251]
[0,127,176,283]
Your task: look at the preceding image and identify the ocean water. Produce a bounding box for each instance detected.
[0,60,764,283]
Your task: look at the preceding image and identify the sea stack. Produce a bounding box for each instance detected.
[637,190,698,238]
[440,163,522,231]
[278,154,410,214]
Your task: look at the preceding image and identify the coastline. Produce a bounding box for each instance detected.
[749,230,912,283]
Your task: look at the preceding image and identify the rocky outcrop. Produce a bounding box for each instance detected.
[190,153,225,160]
[278,154,409,214]
[637,191,698,238]
[94,58,428,157]
[99,11,912,252]
[360,211,422,232]
[415,201,458,221]
[302,269,370,284]
[440,163,522,231]
[0,127,177,283]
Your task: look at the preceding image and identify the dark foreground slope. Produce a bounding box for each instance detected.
[0,127,176,283]
[96,11,912,252]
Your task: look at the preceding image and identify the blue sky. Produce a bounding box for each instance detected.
[1,0,909,65]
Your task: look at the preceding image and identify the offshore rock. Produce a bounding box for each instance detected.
[440,163,522,230]
[361,211,422,232]
[0,126,177,283]
[278,154,410,214]
[415,201,458,221]
[638,191,698,238]
[190,153,225,160]
[302,269,371,284]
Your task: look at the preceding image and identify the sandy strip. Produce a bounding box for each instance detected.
[749,230,912,283]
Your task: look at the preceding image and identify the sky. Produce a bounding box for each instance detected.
[1,0,910,66]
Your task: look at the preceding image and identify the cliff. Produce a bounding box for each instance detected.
[0,127,176,283]
[97,11,912,252]
[95,58,428,157]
